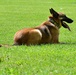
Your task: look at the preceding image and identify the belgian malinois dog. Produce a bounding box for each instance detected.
[0,8,73,47]
[13,8,73,46]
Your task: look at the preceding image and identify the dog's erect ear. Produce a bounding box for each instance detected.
[62,21,71,31]
[50,8,59,18]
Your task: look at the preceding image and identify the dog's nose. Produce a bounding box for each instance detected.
[68,18,73,23]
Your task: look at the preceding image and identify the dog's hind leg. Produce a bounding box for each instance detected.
[26,29,42,45]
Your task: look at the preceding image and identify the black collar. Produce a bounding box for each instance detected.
[49,18,61,28]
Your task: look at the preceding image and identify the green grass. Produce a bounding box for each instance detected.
[0,0,76,75]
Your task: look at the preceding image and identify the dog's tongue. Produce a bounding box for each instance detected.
[62,21,71,31]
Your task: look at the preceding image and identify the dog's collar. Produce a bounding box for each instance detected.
[49,18,60,28]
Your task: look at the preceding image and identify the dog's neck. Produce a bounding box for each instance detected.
[48,17,61,28]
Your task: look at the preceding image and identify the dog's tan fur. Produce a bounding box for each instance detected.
[14,19,59,45]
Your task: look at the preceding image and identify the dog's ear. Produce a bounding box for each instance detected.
[62,21,71,31]
[50,8,59,18]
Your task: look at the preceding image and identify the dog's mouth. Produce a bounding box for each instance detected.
[61,17,73,31]
[61,21,71,31]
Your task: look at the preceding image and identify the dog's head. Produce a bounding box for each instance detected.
[49,8,73,31]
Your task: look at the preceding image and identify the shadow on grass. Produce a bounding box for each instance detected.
[58,42,76,45]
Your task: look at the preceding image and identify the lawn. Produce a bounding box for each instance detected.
[0,0,76,75]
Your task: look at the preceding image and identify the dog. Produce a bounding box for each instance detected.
[13,8,73,46]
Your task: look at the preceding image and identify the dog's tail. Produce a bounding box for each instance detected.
[0,44,16,48]
[0,43,20,48]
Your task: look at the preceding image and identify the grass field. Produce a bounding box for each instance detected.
[0,0,76,75]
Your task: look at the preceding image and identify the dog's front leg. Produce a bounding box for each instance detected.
[51,30,60,44]
[51,36,59,44]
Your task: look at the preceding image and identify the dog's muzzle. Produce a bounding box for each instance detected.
[63,17,73,23]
